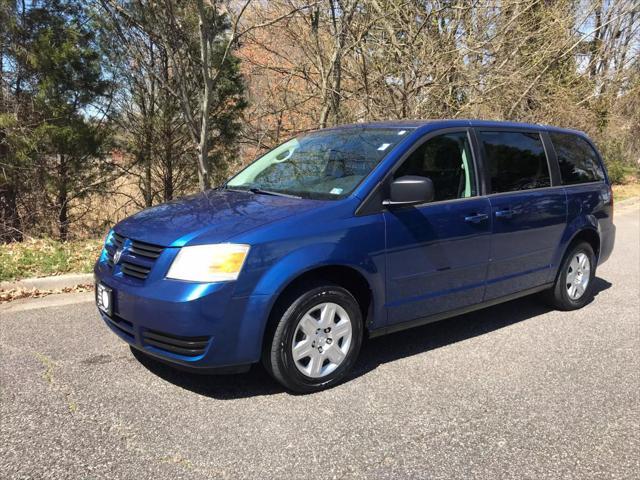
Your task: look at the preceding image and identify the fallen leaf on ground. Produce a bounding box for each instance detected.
[0,284,94,304]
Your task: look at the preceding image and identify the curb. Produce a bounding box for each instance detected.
[0,291,95,313]
[0,273,94,292]
[615,196,639,208]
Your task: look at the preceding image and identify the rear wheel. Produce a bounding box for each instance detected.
[262,282,363,393]
[547,242,596,310]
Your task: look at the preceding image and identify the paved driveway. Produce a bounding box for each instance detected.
[1,204,638,479]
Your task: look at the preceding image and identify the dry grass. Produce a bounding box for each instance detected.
[613,181,640,202]
[0,238,103,282]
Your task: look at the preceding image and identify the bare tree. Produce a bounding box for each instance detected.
[100,0,248,191]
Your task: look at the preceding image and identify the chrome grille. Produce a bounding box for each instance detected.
[129,241,163,259]
[105,232,164,280]
[121,261,151,279]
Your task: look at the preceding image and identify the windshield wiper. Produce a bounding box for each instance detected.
[248,187,302,199]
[220,184,302,199]
[221,186,246,193]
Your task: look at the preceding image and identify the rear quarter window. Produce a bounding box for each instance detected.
[479,131,551,193]
[549,132,605,184]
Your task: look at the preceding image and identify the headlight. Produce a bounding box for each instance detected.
[166,244,250,282]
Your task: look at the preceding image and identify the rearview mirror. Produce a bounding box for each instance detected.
[383,175,434,206]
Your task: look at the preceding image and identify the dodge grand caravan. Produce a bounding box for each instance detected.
[95,120,615,392]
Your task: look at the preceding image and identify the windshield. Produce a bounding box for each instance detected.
[226,127,413,199]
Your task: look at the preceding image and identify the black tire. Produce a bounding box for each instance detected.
[262,282,363,393]
[546,241,596,311]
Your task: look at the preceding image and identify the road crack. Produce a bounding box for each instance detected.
[33,351,78,414]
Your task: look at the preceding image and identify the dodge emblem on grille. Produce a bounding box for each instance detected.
[113,248,123,264]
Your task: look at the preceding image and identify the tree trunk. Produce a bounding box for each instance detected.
[319,47,343,127]
[196,0,212,191]
[196,116,210,191]
[57,155,69,242]
[319,1,355,128]
[589,0,603,80]
[144,153,152,206]
[0,181,23,242]
[160,50,174,202]
[58,196,68,241]
[144,42,156,207]
[163,154,173,202]
[163,125,174,201]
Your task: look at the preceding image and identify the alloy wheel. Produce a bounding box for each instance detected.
[566,252,591,300]
[291,302,353,378]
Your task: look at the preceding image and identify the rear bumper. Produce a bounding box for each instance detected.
[94,262,271,371]
[598,224,616,265]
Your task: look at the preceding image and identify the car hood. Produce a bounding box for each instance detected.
[114,189,324,247]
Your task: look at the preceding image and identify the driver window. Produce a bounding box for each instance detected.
[394,132,476,202]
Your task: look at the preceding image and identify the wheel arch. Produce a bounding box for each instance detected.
[272,264,373,321]
[566,227,601,261]
[552,226,600,284]
[259,263,378,357]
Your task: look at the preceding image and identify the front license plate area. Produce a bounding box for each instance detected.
[96,283,113,317]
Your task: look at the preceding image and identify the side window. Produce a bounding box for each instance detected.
[394,132,476,201]
[480,131,550,193]
[550,132,605,185]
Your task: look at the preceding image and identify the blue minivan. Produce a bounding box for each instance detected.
[95,120,615,392]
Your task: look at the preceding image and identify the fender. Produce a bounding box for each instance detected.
[253,241,382,297]
[550,215,600,282]
[250,241,386,328]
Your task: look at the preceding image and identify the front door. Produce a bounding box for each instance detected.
[384,130,492,326]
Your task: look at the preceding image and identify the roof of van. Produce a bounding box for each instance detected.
[330,119,586,136]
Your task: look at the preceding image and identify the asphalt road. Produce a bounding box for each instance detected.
[2,204,639,480]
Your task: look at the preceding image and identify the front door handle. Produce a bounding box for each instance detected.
[495,209,516,219]
[464,213,489,224]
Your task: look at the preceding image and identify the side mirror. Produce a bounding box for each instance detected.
[383,175,434,206]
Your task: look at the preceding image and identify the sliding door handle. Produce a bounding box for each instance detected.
[464,213,489,224]
[495,209,516,219]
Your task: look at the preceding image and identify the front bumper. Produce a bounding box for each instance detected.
[94,262,271,371]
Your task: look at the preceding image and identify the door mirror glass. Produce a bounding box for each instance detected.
[384,176,434,206]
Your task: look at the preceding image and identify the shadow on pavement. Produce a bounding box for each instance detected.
[132,277,612,400]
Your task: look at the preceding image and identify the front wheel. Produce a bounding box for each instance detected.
[262,283,363,393]
[547,241,596,310]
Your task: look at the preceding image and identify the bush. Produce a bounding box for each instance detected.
[599,139,636,185]
[607,161,628,185]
